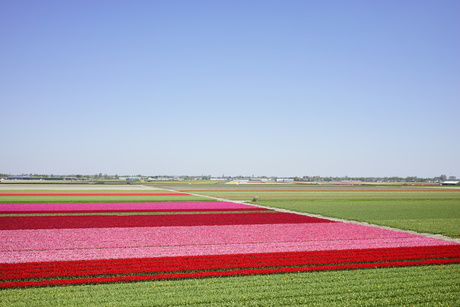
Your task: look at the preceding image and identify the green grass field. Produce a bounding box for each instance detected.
[253,198,460,238]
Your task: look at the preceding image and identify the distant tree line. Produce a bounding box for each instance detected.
[0,173,456,182]
[299,175,455,182]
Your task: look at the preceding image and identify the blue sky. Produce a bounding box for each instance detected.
[1,1,459,177]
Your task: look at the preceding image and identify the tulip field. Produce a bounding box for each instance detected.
[1,185,459,306]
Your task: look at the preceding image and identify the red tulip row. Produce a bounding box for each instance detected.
[1,245,459,288]
[0,212,334,230]
[2,245,458,278]
[1,258,458,288]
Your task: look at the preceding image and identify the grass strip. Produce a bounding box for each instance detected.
[2,259,459,288]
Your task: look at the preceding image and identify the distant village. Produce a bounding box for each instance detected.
[0,173,458,185]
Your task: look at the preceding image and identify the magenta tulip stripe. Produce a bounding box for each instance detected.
[1,201,459,288]
[0,202,266,213]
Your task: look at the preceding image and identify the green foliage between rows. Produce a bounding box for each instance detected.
[2,265,459,306]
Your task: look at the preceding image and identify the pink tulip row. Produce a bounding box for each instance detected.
[0,223,430,251]
[2,238,456,264]
[1,222,457,263]
[0,202,263,213]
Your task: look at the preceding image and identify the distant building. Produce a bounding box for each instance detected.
[147,176,181,181]
[441,181,460,185]
[120,177,142,181]
[276,178,294,183]
[6,176,78,181]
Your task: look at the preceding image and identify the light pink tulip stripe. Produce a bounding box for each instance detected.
[0,202,261,212]
[1,223,457,263]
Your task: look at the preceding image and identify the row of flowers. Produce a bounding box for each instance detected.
[1,222,451,252]
[2,224,457,263]
[2,245,459,280]
[3,238,457,264]
[0,201,266,213]
[0,212,333,230]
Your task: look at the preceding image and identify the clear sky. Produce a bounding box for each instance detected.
[1,1,459,178]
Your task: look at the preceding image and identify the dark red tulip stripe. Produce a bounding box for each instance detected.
[0,212,333,230]
[2,259,460,288]
[1,245,459,279]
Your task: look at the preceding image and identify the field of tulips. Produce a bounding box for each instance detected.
[1,188,459,290]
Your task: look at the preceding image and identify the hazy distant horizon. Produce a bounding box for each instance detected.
[2,173,457,180]
[2,1,459,178]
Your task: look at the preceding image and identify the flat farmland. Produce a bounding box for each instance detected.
[179,186,460,239]
[1,184,459,306]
